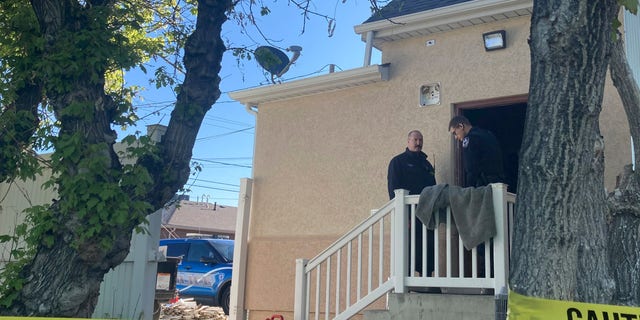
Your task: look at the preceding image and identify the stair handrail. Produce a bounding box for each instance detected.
[294,184,514,320]
[305,198,395,271]
[294,190,405,320]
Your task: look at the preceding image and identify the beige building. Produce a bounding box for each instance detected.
[229,0,635,319]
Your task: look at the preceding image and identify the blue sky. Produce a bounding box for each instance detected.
[125,0,381,207]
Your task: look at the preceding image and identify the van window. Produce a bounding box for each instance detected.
[209,240,234,262]
[186,242,215,262]
[166,242,189,259]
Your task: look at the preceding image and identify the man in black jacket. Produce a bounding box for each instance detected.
[448,115,505,187]
[387,130,436,276]
[449,115,505,277]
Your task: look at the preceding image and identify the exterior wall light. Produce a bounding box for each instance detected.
[483,30,506,51]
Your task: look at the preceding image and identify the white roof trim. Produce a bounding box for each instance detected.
[229,64,390,107]
[354,0,532,46]
[229,0,533,107]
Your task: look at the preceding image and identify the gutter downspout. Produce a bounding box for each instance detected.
[244,104,258,116]
[363,30,375,67]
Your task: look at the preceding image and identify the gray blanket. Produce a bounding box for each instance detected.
[415,184,496,250]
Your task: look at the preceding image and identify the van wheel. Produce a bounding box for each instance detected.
[220,285,231,315]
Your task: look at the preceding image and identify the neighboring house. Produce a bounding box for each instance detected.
[228,0,639,319]
[160,199,237,239]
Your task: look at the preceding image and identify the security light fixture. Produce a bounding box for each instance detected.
[483,30,506,51]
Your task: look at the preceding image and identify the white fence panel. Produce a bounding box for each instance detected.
[93,210,162,320]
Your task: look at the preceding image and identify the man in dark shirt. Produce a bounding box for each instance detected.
[448,115,505,277]
[448,116,505,187]
[387,130,436,276]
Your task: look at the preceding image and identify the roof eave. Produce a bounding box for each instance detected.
[229,63,390,107]
[354,0,532,48]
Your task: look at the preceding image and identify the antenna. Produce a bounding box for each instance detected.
[255,45,303,83]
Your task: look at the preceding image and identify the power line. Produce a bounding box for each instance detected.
[200,122,255,134]
[187,178,240,187]
[196,157,252,160]
[196,126,254,141]
[204,115,253,127]
[185,184,240,193]
[134,100,175,107]
[191,158,252,168]
[132,101,253,126]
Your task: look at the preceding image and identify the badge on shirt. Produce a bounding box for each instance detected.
[462,137,469,148]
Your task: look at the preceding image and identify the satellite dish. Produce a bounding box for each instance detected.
[255,45,302,83]
[255,46,289,75]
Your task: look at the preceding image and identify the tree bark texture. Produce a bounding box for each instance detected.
[607,27,640,306]
[607,166,640,306]
[5,230,133,316]
[142,0,232,209]
[2,0,232,316]
[510,0,618,303]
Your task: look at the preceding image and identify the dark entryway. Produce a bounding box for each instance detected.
[453,95,527,193]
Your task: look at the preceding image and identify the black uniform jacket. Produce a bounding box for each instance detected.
[462,127,505,187]
[387,148,436,199]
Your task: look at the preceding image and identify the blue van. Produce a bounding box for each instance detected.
[159,237,234,314]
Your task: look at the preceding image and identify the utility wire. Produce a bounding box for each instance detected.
[186,184,240,193]
[191,158,252,168]
[187,178,240,187]
[196,126,254,141]
[196,156,252,160]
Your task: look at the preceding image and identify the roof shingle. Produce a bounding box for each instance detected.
[162,200,237,234]
[364,0,474,23]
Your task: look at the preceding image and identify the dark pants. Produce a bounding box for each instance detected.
[463,242,493,277]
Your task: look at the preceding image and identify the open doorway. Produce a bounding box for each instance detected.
[453,95,527,193]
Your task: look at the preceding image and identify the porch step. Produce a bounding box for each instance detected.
[363,293,495,320]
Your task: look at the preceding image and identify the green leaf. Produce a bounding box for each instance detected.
[43,235,54,248]
[619,0,639,14]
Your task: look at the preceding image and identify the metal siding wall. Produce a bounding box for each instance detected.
[0,172,55,263]
[94,262,134,318]
[625,9,640,85]
[93,210,162,320]
[624,9,640,168]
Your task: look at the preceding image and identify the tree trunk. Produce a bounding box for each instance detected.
[4,231,133,316]
[142,0,232,208]
[1,0,232,316]
[510,0,618,303]
[607,23,640,306]
[607,166,640,306]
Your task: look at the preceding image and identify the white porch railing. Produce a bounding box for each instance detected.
[294,183,515,320]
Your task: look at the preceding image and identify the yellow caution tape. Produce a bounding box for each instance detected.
[509,289,640,320]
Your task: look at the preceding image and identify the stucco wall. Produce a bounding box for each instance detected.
[243,15,631,318]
